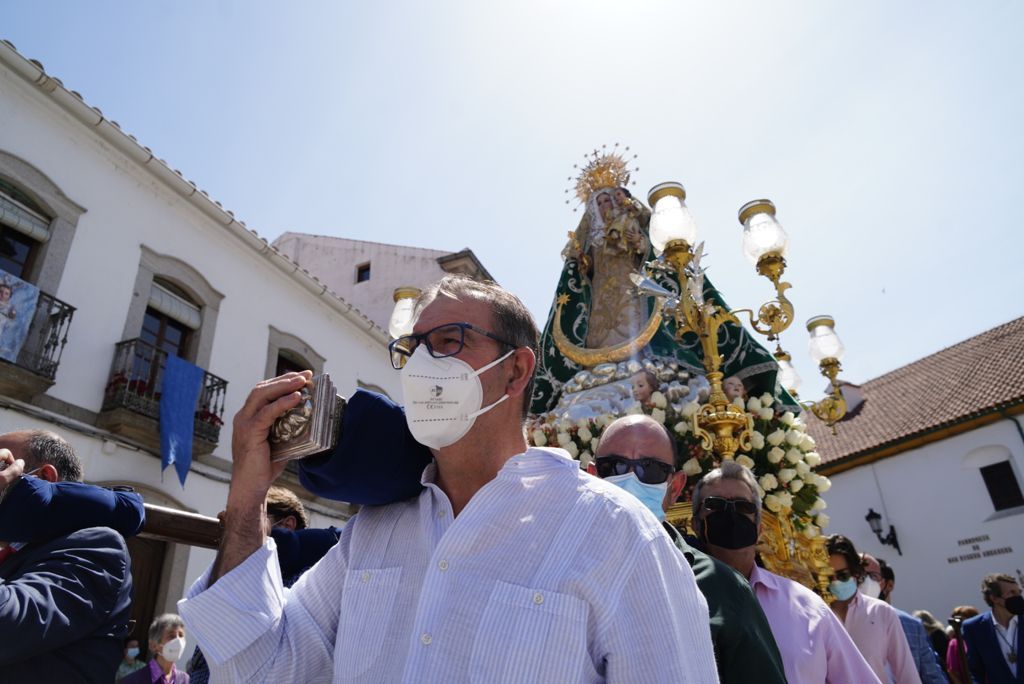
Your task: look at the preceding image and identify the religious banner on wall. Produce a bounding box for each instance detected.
[0,269,40,363]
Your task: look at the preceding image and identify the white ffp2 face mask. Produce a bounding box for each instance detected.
[860,577,882,599]
[401,346,514,449]
[160,636,186,663]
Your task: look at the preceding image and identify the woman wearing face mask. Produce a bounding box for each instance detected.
[116,638,145,680]
[119,614,190,684]
[826,534,923,684]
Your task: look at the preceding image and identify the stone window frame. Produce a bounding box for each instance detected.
[0,150,86,294]
[123,245,224,369]
[264,326,326,378]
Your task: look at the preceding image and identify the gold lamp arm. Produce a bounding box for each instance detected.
[800,357,847,434]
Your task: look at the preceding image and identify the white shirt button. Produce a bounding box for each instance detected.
[438,559,449,571]
[533,592,544,605]
[437,509,446,518]
[421,633,432,645]
[361,571,370,583]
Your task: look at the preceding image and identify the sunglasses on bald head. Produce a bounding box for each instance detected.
[594,455,675,485]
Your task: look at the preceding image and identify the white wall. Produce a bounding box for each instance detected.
[0,58,405,609]
[274,233,452,331]
[822,417,1024,621]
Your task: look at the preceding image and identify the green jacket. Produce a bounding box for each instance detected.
[666,524,788,684]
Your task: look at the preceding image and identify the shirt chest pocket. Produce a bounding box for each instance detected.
[470,580,590,683]
[334,566,402,680]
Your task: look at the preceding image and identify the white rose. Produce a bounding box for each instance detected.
[579,450,592,468]
[531,429,547,446]
[789,479,804,493]
[651,391,667,408]
[777,468,796,483]
[803,524,820,539]
[651,408,666,424]
[682,401,700,418]
[804,451,821,467]
[785,429,803,446]
[767,447,785,464]
[559,418,574,432]
[746,397,762,413]
[674,421,690,435]
[795,460,811,477]
[736,455,755,469]
[816,513,830,528]
[759,474,779,491]
[682,457,703,476]
[816,475,832,492]
[732,397,746,410]
[627,404,643,415]
[764,494,783,513]
[577,419,590,430]
[758,407,774,421]
[760,392,774,406]
[565,441,579,458]
[751,431,765,450]
[557,431,571,447]
[578,427,593,444]
[811,497,827,512]
[780,411,796,426]
[590,437,599,451]
[766,429,786,446]
[785,447,803,464]
[776,491,794,509]
[800,434,816,451]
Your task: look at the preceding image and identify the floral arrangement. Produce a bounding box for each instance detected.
[527,391,832,537]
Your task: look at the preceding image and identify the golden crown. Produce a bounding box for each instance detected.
[565,144,639,208]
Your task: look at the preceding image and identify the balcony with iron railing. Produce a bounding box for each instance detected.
[97,338,228,454]
[0,290,75,400]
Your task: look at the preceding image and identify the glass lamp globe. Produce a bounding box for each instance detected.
[739,199,788,266]
[806,315,845,363]
[388,287,421,339]
[647,182,698,254]
[775,352,803,395]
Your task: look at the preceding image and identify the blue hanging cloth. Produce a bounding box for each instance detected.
[160,354,205,487]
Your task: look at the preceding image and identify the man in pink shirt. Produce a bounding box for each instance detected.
[826,534,922,683]
[693,461,880,683]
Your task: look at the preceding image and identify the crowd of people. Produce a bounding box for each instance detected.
[1,274,1022,683]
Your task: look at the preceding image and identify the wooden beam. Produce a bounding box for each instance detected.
[139,503,221,549]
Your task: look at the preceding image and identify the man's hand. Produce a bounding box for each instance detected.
[227,372,311,508]
[212,371,311,583]
[0,450,24,507]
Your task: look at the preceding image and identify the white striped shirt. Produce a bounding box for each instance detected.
[178,447,717,683]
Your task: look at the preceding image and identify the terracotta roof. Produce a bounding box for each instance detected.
[807,317,1024,472]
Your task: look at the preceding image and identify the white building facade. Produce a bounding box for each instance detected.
[808,318,1024,622]
[0,40,403,632]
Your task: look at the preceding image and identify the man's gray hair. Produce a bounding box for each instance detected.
[416,275,539,417]
[23,430,82,482]
[691,460,762,536]
[148,613,184,645]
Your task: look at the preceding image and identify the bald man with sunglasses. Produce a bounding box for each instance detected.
[589,415,786,684]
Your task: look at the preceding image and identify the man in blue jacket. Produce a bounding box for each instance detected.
[962,573,1023,684]
[0,430,136,683]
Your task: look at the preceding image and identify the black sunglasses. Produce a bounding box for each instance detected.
[388,322,516,370]
[594,455,675,485]
[702,495,759,516]
[831,569,854,583]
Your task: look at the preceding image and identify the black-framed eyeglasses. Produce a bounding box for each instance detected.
[702,495,759,516]
[594,455,675,485]
[388,322,517,370]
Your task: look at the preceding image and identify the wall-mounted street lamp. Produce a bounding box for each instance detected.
[865,508,902,555]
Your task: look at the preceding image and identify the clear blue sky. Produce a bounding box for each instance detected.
[4,1,1022,396]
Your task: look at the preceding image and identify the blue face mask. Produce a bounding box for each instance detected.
[606,472,668,520]
[126,647,140,659]
[828,577,858,601]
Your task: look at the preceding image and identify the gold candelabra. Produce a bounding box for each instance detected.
[636,183,849,459]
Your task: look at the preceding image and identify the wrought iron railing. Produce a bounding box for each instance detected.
[13,291,75,380]
[102,338,228,443]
